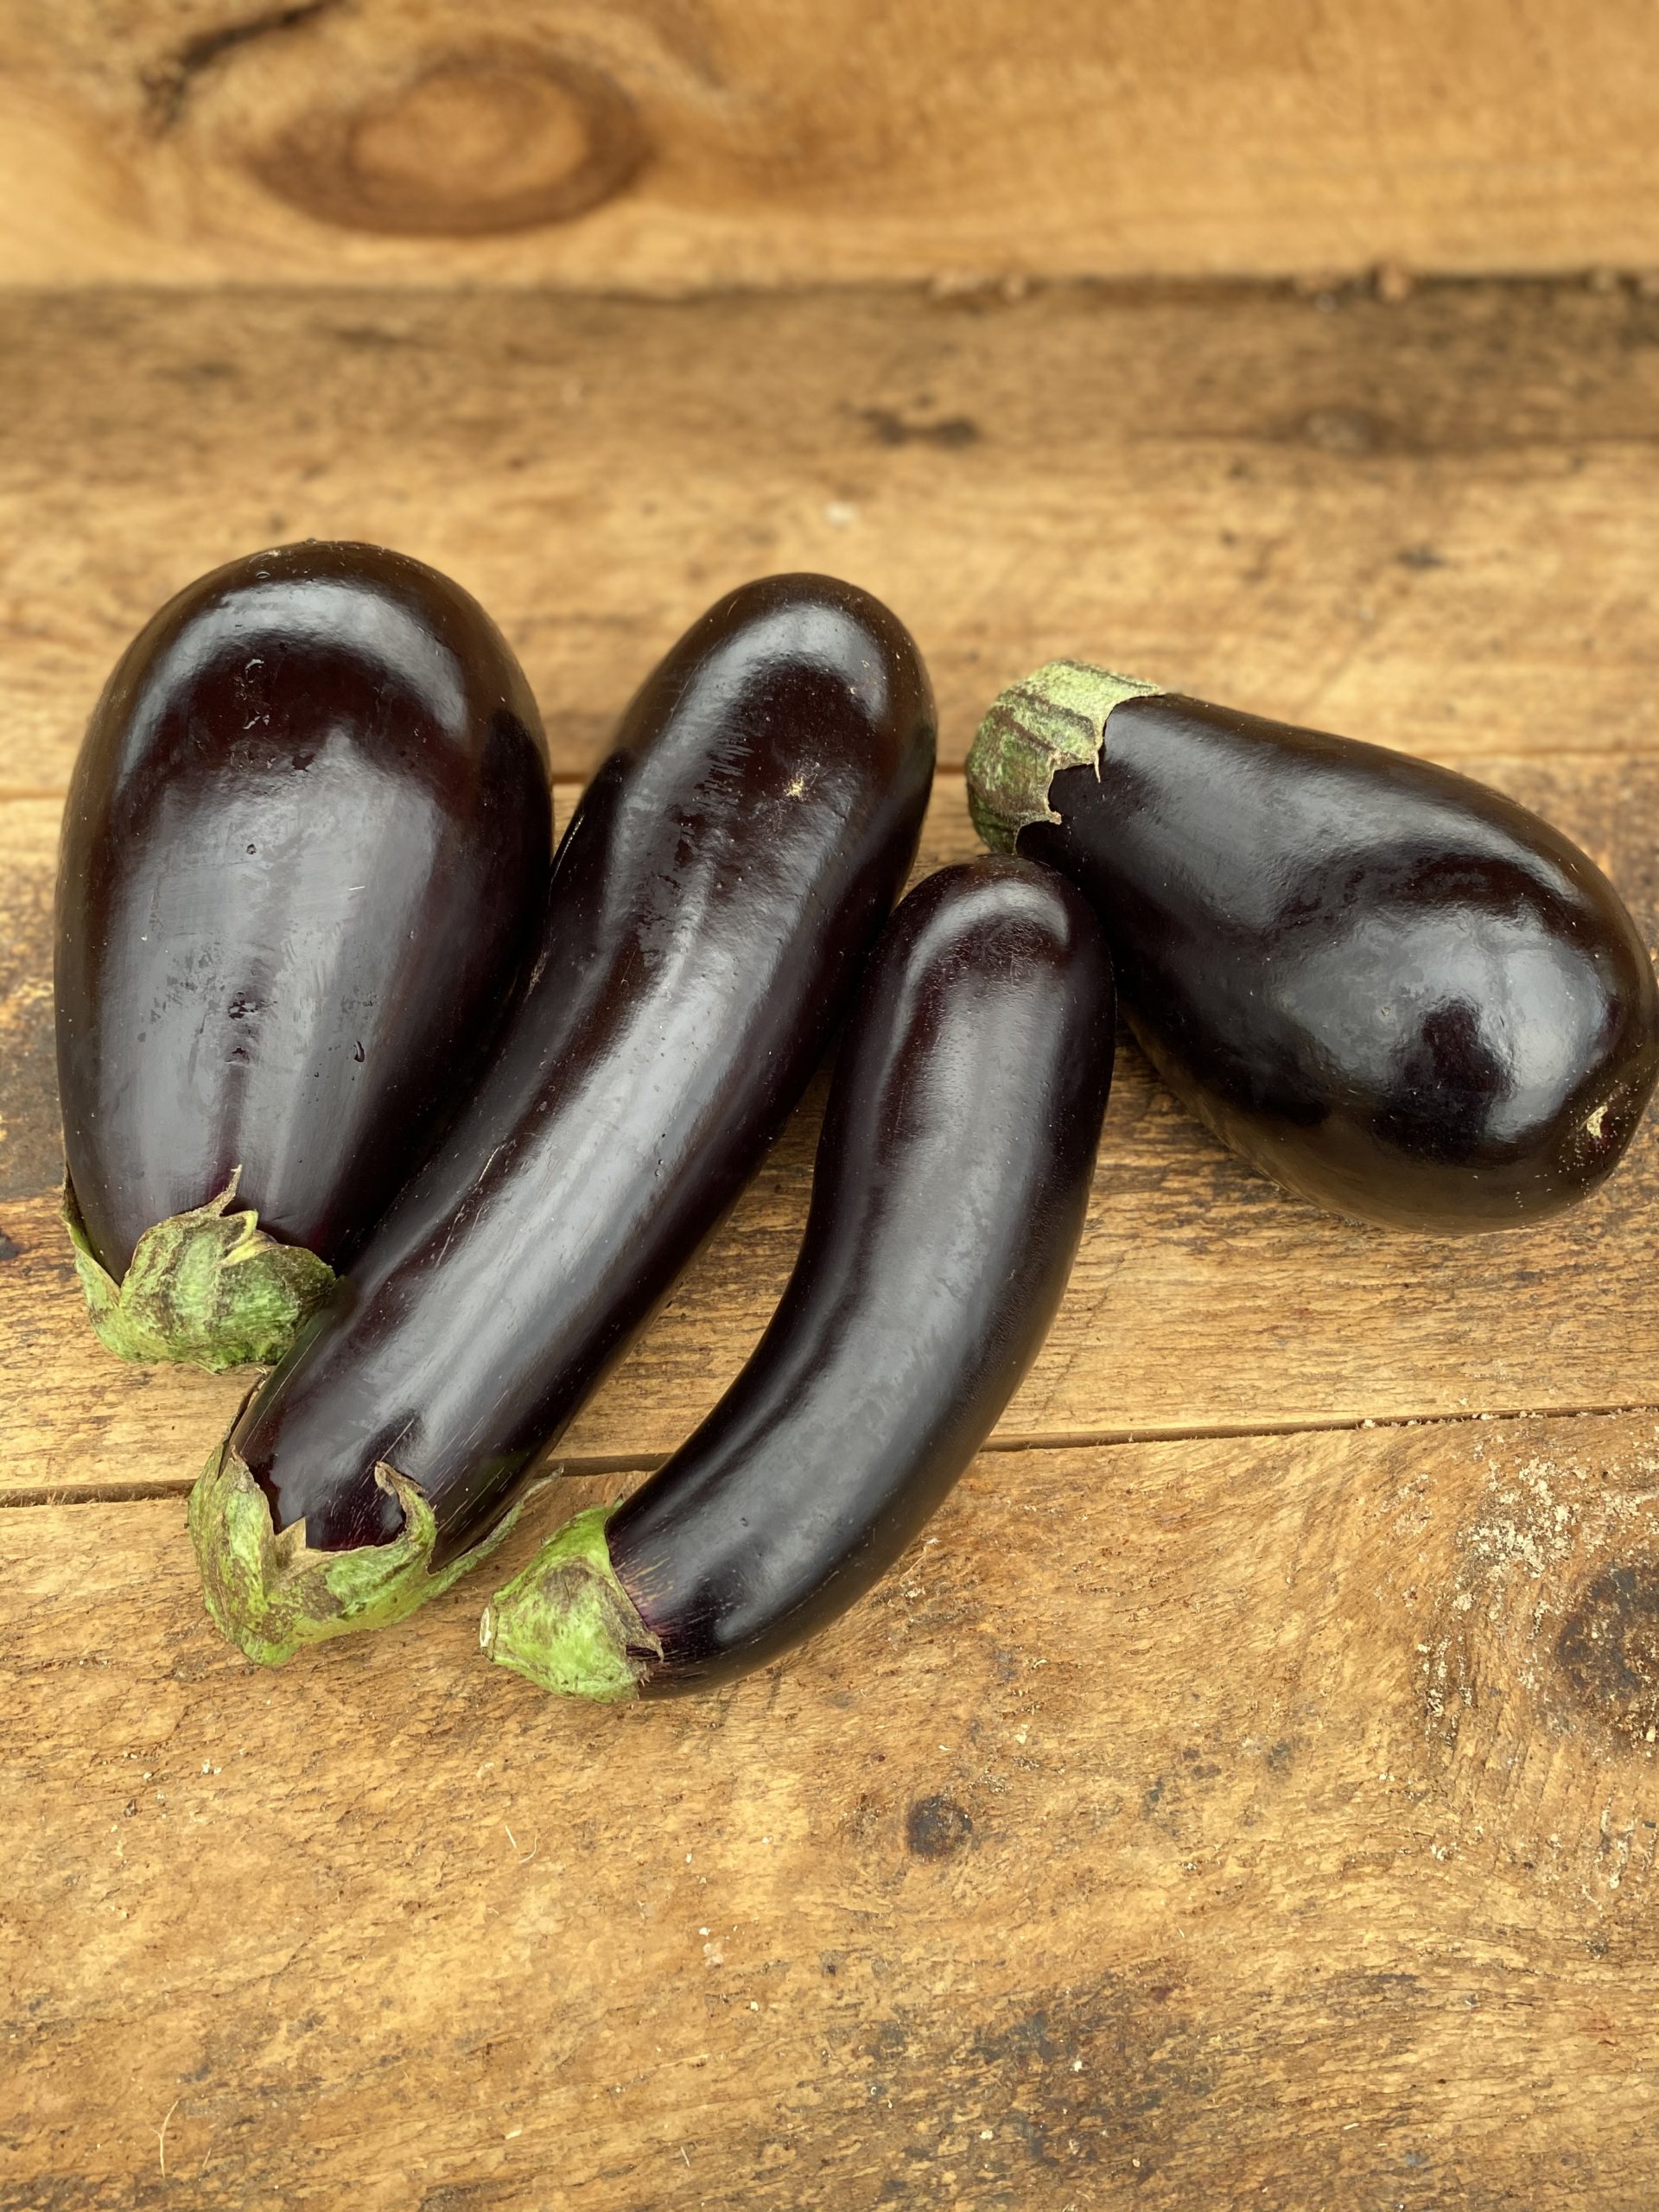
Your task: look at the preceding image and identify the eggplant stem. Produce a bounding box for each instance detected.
[965,659,1162,851]
[189,1434,545,1665]
[61,1173,335,1373]
[481,1505,662,1702]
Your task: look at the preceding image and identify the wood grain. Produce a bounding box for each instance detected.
[7,759,1659,1496]
[7,282,1659,798]
[5,1409,1659,2209]
[5,1,1659,288]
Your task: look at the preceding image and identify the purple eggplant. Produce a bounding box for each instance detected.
[480,856,1115,1700]
[967,663,1659,1230]
[56,539,551,1370]
[190,573,937,1662]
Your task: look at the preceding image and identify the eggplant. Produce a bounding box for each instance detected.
[966,663,1659,1231]
[480,855,1115,1700]
[190,572,937,1662]
[56,539,551,1370]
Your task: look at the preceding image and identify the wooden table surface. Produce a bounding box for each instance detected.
[3,278,1659,2210]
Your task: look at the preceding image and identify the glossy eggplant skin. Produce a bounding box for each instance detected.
[984,679,1658,1231]
[226,573,937,1592]
[57,539,551,1281]
[484,856,1115,1700]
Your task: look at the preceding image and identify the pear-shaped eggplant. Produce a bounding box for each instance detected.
[968,663,1658,1231]
[56,540,552,1370]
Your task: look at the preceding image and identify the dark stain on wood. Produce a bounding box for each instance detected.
[855,1977,1213,2196]
[905,1795,974,1859]
[857,408,982,449]
[1556,1560,1659,1743]
[143,0,343,135]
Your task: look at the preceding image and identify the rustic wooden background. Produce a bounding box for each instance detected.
[5,7,1659,2210]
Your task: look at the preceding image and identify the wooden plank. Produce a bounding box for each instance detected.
[7,282,1659,793]
[6,3,1659,289]
[4,1409,1658,2208]
[8,760,1659,1493]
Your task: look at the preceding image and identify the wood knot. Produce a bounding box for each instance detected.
[905,1795,974,1859]
[1554,1561,1659,1744]
[248,45,646,236]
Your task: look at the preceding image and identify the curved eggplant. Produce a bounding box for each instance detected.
[190,572,937,1662]
[480,855,1116,1700]
[56,539,551,1370]
[967,663,1659,1231]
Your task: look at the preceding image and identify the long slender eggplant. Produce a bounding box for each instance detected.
[56,539,551,1370]
[967,663,1659,1231]
[191,573,937,1662]
[481,856,1115,1700]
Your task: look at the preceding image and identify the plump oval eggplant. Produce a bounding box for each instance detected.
[190,572,938,1662]
[480,855,1116,1700]
[56,539,551,1370]
[967,663,1659,1232]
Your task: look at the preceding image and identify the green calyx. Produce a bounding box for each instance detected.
[62,1172,335,1374]
[965,658,1164,851]
[480,1504,663,1704]
[189,1432,538,1667]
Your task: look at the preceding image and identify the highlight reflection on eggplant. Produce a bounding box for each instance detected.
[481,856,1115,1701]
[56,539,552,1370]
[191,573,938,1662]
[968,663,1659,1231]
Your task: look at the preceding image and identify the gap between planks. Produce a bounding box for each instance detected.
[9,1396,1658,1510]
